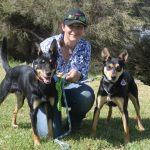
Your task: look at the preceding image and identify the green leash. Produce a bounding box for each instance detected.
[55,77,63,111]
[54,77,72,150]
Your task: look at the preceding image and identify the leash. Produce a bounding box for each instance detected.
[102,74,126,102]
[102,76,114,102]
[54,77,71,150]
[55,78,63,111]
[53,75,100,149]
[103,87,112,102]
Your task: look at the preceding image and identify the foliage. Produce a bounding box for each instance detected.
[0,0,145,47]
[0,0,149,83]
[128,39,150,85]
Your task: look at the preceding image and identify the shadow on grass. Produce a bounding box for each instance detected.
[0,122,31,130]
[2,122,31,129]
[66,117,150,147]
[1,115,149,148]
[19,122,31,129]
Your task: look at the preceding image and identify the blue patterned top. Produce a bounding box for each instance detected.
[40,33,91,80]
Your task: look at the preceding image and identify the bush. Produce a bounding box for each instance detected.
[0,0,149,84]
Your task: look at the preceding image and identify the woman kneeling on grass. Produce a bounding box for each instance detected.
[40,8,95,137]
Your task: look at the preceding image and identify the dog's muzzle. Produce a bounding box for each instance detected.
[36,69,56,84]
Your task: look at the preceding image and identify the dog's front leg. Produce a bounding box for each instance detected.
[31,97,41,146]
[46,97,55,139]
[115,97,130,144]
[122,111,130,144]
[106,106,112,123]
[91,96,106,136]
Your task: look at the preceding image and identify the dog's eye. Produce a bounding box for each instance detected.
[107,66,112,70]
[116,66,121,72]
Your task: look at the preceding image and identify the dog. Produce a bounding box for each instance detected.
[0,37,58,145]
[91,48,145,144]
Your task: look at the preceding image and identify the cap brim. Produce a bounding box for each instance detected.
[64,20,87,27]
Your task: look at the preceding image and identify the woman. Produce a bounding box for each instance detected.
[40,8,95,137]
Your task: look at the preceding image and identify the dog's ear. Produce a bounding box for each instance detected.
[49,39,58,60]
[32,42,43,56]
[49,39,57,53]
[101,48,111,62]
[118,50,128,62]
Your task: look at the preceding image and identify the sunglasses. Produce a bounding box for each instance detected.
[65,14,87,23]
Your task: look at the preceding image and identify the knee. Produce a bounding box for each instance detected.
[77,88,95,113]
[81,89,95,104]
[64,83,95,114]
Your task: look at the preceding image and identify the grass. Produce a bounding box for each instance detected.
[0,65,150,150]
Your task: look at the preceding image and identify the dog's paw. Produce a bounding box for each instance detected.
[90,131,96,137]
[124,140,130,145]
[140,127,145,131]
[12,124,18,128]
[33,134,41,146]
[135,125,145,131]
[34,141,41,146]
[34,139,41,146]
[47,136,53,141]
[124,134,130,145]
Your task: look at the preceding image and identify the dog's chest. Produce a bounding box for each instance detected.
[100,77,128,98]
[40,83,57,98]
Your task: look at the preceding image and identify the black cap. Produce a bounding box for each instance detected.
[64,8,87,27]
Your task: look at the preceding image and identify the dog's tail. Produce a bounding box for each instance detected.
[0,37,11,72]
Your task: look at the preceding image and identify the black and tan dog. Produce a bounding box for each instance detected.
[0,37,58,145]
[91,48,145,144]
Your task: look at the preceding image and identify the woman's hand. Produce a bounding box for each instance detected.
[57,72,64,78]
[66,69,82,82]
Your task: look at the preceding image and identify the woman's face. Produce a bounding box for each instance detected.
[62,23,85,42]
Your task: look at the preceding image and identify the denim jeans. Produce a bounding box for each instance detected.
[53,83,95,137]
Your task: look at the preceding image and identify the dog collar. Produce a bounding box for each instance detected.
[102,75,116,99]
[103,75,115,84]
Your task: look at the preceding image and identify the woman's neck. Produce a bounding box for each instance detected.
[63,36,78,50]
[60,36,78,62]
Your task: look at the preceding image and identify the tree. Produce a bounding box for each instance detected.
[0,0,149,84]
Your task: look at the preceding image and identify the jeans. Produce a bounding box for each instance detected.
[53,83,95,137]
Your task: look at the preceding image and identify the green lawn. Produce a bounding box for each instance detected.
[0,66,150,150]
